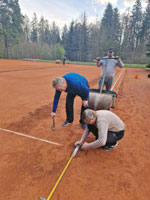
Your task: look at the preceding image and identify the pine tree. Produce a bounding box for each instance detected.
[87,22,101,61]
[0,0,23,58]
[79,12,88,61]
[100,3,114,41]
[99,3,116,53]
[121,9,131,52]
[129,0,143,51]
[23,15,30,42]
[44,20,50,45]
[112,8,122,51]
[39,16,45,45]
[141,0,150,42]
[72,22,80,61]
[61,24,68,48]
[65,21,74,60]
[30,13,38,42]
[49,22,60,47]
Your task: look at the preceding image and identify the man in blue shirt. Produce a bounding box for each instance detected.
[51,72,89,129]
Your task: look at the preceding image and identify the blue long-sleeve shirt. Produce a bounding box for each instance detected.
[52,72,89,113]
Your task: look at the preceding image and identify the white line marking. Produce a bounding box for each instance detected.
[111,69,125,91]
[0,127,62,146]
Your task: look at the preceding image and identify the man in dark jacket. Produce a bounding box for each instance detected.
[51,72,89,129]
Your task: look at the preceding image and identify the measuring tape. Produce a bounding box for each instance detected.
[40,145,81,200]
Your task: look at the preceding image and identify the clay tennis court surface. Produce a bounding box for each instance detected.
[0,60,150,200]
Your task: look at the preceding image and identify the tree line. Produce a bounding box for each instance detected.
[0,0,150,64]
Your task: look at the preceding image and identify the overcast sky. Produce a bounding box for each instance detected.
[19,0,147,28]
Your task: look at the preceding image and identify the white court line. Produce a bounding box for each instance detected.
[111,68,125,91]
[0,127,62,146]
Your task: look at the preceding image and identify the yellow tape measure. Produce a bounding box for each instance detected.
[40,145,81,200]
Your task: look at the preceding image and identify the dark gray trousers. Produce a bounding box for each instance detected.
[98,76,114,91]
[87,124,124,146]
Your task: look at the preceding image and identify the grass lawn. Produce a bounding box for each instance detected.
[1,58,147,68]
[37,59,147,68]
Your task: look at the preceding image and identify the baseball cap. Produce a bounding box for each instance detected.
[108,47,114,52]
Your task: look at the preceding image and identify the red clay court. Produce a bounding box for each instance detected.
[0,60,150,200]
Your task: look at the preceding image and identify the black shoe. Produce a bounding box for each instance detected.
[102,142,118,151]
[62,120,72,127]
[111,141,118,148]
[102,146,113,151]
[80,123,87,129]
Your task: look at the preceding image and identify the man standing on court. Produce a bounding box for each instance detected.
[62,56,66,65]
[51,72,89,129]
[96,48,124,91]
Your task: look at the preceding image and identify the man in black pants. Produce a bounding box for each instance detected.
[62,57,66,65]
[51,73,89,129]
[75,109,125,151]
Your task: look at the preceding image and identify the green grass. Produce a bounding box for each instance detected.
[36,59,95,65]
[26,59,56,63]
[2,58,147,68]
[38,59,147,68]
[124,64,146,68]
[70,62,146,68]
[68,61,95,65]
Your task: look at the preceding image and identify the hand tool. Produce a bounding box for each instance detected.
[52,117,55,131]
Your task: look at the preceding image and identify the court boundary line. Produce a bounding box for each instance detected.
[111,68,125,91]
[0,127,62,146]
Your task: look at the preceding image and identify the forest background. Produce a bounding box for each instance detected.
[0,0,150,64]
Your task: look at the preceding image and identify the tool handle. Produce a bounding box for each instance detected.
[53,117,55,127]
[72,144,82,157]
[100,58,108,93]
[102,57,119,60]
[52,117,55,131]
